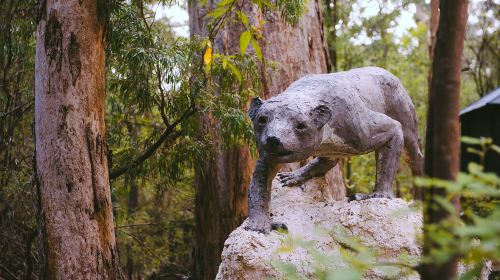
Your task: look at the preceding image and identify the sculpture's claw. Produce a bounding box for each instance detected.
[271,222,288,233]
[348,192,393,202]
[244,217,271,234]
[277,172,305,188]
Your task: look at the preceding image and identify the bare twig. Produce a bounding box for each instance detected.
[116,222,162,228]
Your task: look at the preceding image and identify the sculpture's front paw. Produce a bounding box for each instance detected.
[277,172,306,188]
[244,217,272,234]
[348,192,394,202]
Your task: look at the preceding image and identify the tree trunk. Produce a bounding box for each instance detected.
[324,0,338,72]
[422,0,468,279]
[426,0,440,102]
[190,1,344,279]
[126,172,139,279]
[428,0,440,64]
[190,5,252,280]
[35,1,122,278]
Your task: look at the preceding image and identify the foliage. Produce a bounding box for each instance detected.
[275,176,498,279]
[104,0,266,276]
[0,0,39,278]
[274,140,499,279]
[416,162,499,278]
[273,226,418,279]
[463,0,499,97]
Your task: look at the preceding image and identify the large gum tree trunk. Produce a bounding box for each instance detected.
[190,1,345,279]
[35,1,122,278]
[190,4,252,280]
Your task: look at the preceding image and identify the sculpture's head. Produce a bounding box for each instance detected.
[248,96,331,163]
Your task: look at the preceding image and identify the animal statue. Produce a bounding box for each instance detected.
[245,67,424,234]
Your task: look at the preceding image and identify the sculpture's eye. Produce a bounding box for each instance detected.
[296,122,307,130]
[258,116,268,125]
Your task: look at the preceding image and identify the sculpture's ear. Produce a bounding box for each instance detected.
[248,97,264,121]
[310,105,331,128]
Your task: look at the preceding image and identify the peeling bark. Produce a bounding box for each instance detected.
[35,1,123,278]
[68,32,81,86]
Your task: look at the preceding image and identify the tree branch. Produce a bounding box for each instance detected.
[109,106,196,180]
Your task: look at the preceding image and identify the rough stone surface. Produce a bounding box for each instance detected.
[216,179,422,279]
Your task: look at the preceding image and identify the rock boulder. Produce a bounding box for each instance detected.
[216,178,422,279]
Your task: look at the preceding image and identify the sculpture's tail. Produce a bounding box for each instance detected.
[399,86,424,199]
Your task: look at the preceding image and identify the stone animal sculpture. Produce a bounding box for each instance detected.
[245,67,424,234]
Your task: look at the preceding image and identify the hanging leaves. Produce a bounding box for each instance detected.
[237,10,249,27]
[251,39,262,62]
[239,30,252,55]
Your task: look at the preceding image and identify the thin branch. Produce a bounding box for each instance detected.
[155,63,170,126]
[116,222,162,228]
[0,263,20,280]
[0,100,33,118]
[117,228,175,268]
[109,106,195,180]
[117,228,188,272]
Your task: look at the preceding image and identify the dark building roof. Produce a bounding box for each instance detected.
[459,87,500,174]
[460,87,500,116]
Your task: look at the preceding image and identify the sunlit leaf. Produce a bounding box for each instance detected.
[239,30,252,55]
[491,144,500,154]
[204,47,213,65]
[458,263,482,280]
[238,10,249,27]
[327,268,362,280]
[226,61,242,82]
[222,56,228,69]
[434,196,458,214]
[251,39,262,62]
[461,136,483,145]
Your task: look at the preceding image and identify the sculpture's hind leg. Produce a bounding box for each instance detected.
[348,113,404,201]
[277,157,338,188]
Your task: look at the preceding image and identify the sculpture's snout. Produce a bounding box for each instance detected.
[263,136,292,157]
[266,136,281,148]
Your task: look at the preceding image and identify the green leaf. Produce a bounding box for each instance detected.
[209,6,229,21]
[491,144,500,154]
[252,0,273,8]
[461,136,483,145]
[251,39,262,62]
[222,56,228,69]
[434,196,458,214]
[238,11,249,27]
[467,162,484,174]
[327,268,362,280]
[226,61,242,82]
[458,264,482,280]
[239,30,252,55]
[273,262,301,279]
